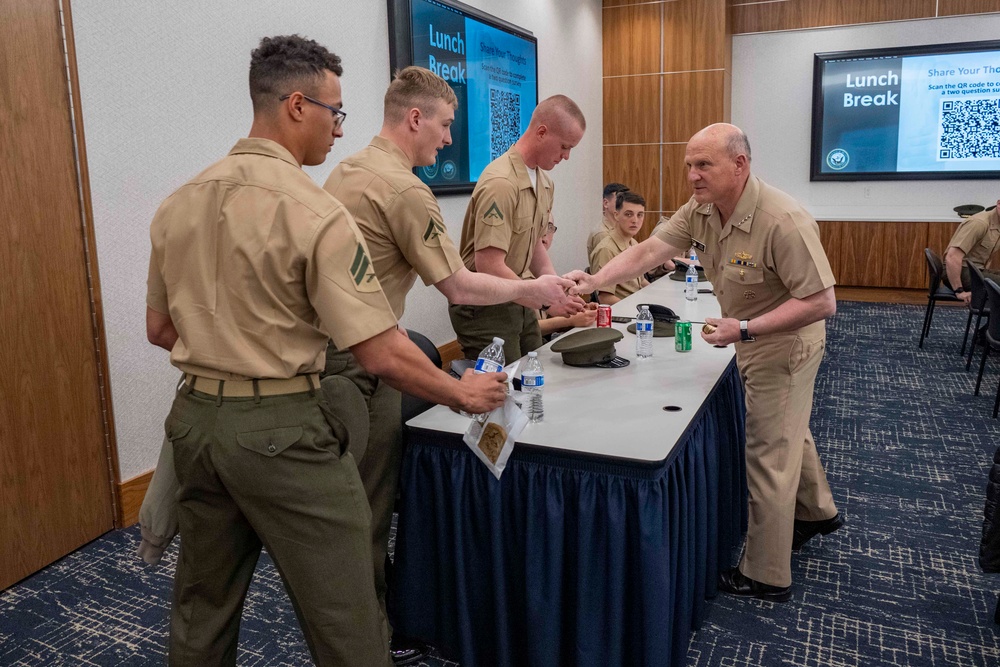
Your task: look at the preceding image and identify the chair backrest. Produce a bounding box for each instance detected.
[966,259,990,310]
[985,279,1000,344]
[924,248,944,293]
[407,330,442,369]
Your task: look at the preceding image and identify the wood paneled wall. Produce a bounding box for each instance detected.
[730,0,1000,34]
[602,0,731,241]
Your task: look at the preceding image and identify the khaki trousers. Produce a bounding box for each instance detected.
[325,345,403,637]
[166,386,391,667]
[735,323,838,588]
[448,301,543,362]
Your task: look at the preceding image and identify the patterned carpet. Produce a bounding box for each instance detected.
[1,301,999,666]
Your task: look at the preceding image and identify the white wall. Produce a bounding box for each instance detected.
[732,14,1000,222]
[72,0,602,480]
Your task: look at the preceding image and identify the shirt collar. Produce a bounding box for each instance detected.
[370,135,413,170]
[228,137,301,168]
[608,226,633,251]
[727,175,760,234]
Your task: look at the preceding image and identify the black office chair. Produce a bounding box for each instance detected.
[963,260,991,370]
[973,279,1000,418]
[400,330,442,423]
[919,248,962,348]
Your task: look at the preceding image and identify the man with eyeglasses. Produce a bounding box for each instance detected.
[450,95,589,363]
[144,35,507,665]
[321,65,576,664]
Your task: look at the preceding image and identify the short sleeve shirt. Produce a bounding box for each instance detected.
[458,148,553,279]
[323,136,464,319]
[589,228,648,300]
[586,216,615,258]
[652,176,835,322]
[948,208,1000,270]
[146,138,398,380]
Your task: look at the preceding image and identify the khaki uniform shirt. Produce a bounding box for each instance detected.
[948,208,1000,270]
[653,176,835,323]
[590,228,648,300]
[586,215,615,258]
[458,147,553,279]
[323,136,464,319]
[147,138,398,381]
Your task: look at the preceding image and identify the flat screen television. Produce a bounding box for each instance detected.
[387,0,538,194]
[810,40,1000,181]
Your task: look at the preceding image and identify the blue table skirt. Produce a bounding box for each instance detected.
[390,360,747,667]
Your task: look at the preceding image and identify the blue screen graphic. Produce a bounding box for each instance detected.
[409,0,537,189]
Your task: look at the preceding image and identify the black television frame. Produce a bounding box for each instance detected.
[810,39,1000,182]
[387,0,538,195]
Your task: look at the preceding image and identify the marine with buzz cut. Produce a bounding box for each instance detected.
[322,65,576,665]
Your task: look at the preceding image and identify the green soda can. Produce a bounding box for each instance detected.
[675,320,692,352]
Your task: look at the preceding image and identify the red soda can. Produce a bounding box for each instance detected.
[597,304,612,328]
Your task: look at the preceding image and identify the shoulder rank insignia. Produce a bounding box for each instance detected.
[483,202,504,222]
[349,243,380,293]
[423,218,446,246]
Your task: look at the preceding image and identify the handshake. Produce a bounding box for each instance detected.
[525,270,603,320]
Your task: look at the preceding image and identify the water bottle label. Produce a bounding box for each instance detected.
[637,321,653,332]
[686,275,696,283]
[475,358,502,373]
[521,374,544,387]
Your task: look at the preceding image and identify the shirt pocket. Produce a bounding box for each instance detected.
[721,264,765,287]
[512,213,536,235]
[236,426,304,457]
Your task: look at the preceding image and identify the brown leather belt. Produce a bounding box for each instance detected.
[183,373,319,397]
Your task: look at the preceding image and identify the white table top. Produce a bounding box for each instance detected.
[407,276,737,464]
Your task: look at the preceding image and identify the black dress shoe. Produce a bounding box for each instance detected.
[390,636,429,665]
[792,513,845,551]
[718,567,792,602]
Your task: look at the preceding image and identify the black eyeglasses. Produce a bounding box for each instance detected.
[546,223,558,233]
[279,94,347,129]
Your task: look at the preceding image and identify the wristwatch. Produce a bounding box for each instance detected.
[740,319,756,342]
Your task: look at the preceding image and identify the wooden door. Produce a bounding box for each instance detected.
[0,0,116,590]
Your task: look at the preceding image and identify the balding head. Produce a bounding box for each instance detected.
[684,123,753,220]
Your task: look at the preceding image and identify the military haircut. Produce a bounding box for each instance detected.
[725,127,752,162]
[603,182,629,200]
[616,190,645,211]
[384,66,459,124]
[249,35,343,113]
[529,94,586,133]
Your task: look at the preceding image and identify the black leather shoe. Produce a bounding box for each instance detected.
[792,513,845,551]
[390,636,429,665]
[718,567,792,602]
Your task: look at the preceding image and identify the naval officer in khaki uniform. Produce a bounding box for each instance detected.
[567,123,842,602]
[589,190,649,304]
[322,66,575,662]
[450,95,588,363]
[145,37,507,665]
[944,201,1000,305]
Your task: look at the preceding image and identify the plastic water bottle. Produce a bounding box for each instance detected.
[520,351,544,423]
[466,337,505,421]
[685,250,699,302]
[636,304,654,359]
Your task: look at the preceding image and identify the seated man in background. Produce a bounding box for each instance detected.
[589,190,649,304]
[587,181,630,258]
[539,214,597,339]
[944,201,1000,305]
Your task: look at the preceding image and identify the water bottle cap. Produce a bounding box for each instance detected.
[527,351,537,358]
[492,337,504,345]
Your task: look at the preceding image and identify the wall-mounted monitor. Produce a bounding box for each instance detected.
[811,40,1000,181]
[387,0,538,194]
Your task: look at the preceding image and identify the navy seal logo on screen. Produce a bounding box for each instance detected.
[826,148,850,170]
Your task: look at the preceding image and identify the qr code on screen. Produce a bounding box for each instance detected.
[490,88,521,160]
[938,98,1000,160]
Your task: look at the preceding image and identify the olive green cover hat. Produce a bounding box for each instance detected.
[551,328,630,368]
